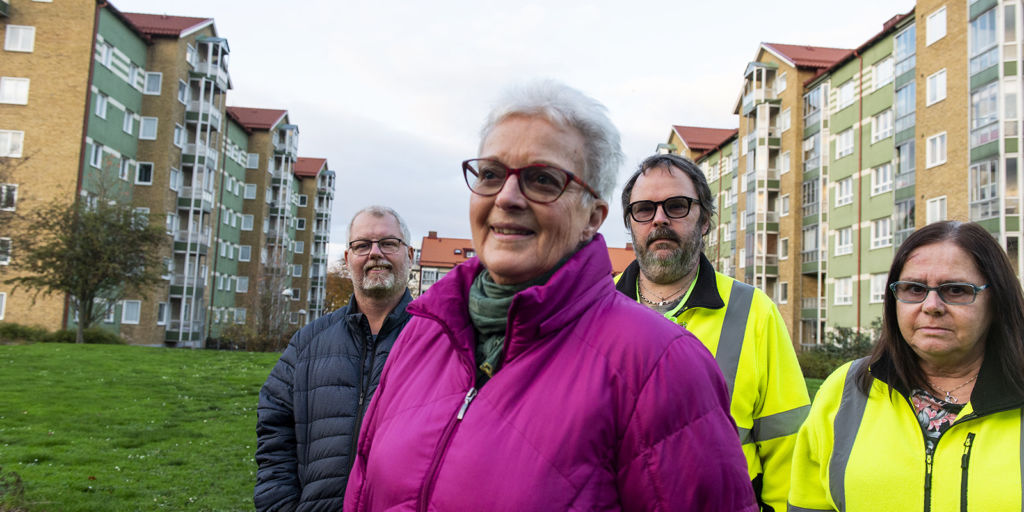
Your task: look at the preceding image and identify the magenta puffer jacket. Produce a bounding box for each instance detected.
[344,235,756,512]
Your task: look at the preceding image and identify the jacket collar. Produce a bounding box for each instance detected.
[614,252,724,314]
[345,289,414,338]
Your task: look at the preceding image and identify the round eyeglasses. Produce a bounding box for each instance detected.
[626,196,696,223]
[348,237,406,256]
[462,159,599,204]
[889,281,990,305]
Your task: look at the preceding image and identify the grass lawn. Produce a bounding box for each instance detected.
[0,343,279,512]
[806,378,825,399]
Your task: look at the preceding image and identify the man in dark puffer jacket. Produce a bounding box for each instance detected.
[255,206,415,512]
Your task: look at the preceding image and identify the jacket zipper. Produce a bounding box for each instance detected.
[347,328,378,472]
[417,387,477,512]
[924,452,933,512]
[960,433,975,512]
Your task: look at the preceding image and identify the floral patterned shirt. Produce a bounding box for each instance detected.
[911,389,965,454]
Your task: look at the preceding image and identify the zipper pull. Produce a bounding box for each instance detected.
[962,433,975,469]
[925,453,933,490]
[456,387,477,420]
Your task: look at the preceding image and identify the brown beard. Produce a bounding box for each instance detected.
[634,226,701,285]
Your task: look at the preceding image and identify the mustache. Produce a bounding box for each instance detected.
[644,227,681,247]
[362,257,393,272]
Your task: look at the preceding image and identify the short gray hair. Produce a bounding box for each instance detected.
[347,205,411,244]
[479,80,623,201]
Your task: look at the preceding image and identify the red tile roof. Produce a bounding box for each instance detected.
[608,244,636,276]
[419,234,475,269]
[226,107,287,131]
[294,157,327,178]
[121,13,212,37]
[762,43,852,70]
[671,126,738,154]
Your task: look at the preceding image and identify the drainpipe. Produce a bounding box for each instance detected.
[855,50,864,335]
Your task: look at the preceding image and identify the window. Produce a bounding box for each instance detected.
[926,7,947,46]
[292,264,302,278]
[971,81,999,147]
[121,300,141,324]
[0,130,24,158]
[971,9,998,75]
[244,184,256,199]
[298,194,308,207]
[780,194,790,217]
[165,214,175,234]
[926,132,947,168]
[94,94,108,119]
[173,124,185,148]
[236,308,246,324]
[140,117,158,140]
[4,26,35,52]
[778,108,791,133]
[136,162,153,185]
[0,292,6,320]
[157,302,167,325]
[837,80,855,110]
[873,56,894,90]
[236,276,249,293]
[836,129,854,158]
[186,44,197,67]
[90,143,103,168]
[872,163,893,195]
[738,249,746,268]
[177,80,188,105]
[246,153,259,169]
[296,218,306,230]
[836,227,853,256]
[834,277,853,305]
[780,151,790,174]
[103,301,115,323]
[294,241,304,254]
[927,196,947,223]
[0,238,10,265]
[926,70,946,106]
[98,42,113,67]
[119,159,132,181]
[970,160,999,220]
[871,217,892,249]
[239,245,251,262]
[835,178,853,207]
[870,274,888,303]
[290,288,300,301]
[241,214,254,231]
[776,282,789,304]
[871,109,893,142]
[122,110,133,134]
[132,207,149,229]
[774,72,787,94]
[0,184,17,211]
[0,77,29,104]
[779,238,789,260]
[895,83,916,133]
[169,167,181,191]
[144,72,162,95]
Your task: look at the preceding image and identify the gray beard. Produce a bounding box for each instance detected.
[634,227,701,285]
[356,259,407,299]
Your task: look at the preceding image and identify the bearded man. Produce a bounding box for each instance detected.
[614,154,809,512]
[255,205,414,512]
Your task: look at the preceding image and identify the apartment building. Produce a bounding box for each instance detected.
[292,157,335,324]
[417,231,474,296]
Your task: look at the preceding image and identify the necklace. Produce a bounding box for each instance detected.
[638,279,688,307]
[930,373,980,403]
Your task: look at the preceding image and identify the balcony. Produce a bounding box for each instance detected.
[801,249,827,274]
[802,201,820,219]
[185,99,223,131]
[192,60,229,91]
[895,171,915,190]
[178,186,215,212]
[173,226,211,254]
[165,320,205,342]
[169,273,204,296]
[182,141,219,169]
[801,297,826,320]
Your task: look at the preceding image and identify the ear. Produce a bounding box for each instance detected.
[343,249,351,267]
[580,199,609,242]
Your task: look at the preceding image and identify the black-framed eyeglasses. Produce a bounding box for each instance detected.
[626,196,697,223]
[462,158,599,204]
[889,281,990,305]
[348,237,406,256]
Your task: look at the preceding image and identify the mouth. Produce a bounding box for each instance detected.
[491,225,534,237]
[364,263,392,273]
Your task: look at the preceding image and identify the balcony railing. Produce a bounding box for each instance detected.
[167,319,205,333]
[895,171,915,189]
[179,186,215,204]
[174,226,212,245]
[970,198,999,221]
[802,297,825,310]
[170,273,203,287]
[187,99,222,128]
[802,202,820,218]
[801,249,825,264]
[194,61,229,89]
[971,123,999,148]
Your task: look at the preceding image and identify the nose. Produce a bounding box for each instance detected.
[367,240,387,257]
[651,203,671,226]
[494,174,528,209]
[921,288,946,314]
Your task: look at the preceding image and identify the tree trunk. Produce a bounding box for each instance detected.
[76,302,86,344]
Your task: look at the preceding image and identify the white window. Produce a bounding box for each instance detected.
[90,143,103,168]
[774,72,787,94]
[291,288,300,301]
[0,184,17,211]
[835,178,853,207]
[173,124,185,148]
[140,117,158,140]
[780,151,791,174]
[121,300,141,324]
[776,281,789,304]
[873,56,894,90]
[236,308,246,324]
[926,132,947,168]
[94,94,108,119]
[871,217,892,249]
[738,248,746,268]
[872,163,893,195]
[927,196,948,223]
[246,153,259,169]
[241,214,254,231]
[837,80,855,110]
[119,159,132,181]
[177,80,188,105]
[871,109,893,142]
[836,227,853,256]
[296,218,306,230]
[779,108,791,133]
[103,301,115,323]
[870,273,888,303]
[0,292,6,320]
[4,26,35,52]
[144,72,162,95]
[169,167,181,191]
[927,7,947,46]
[0,77,30,104]
[186,44,197,67]
[236,276,249,293]
[294,241,304,254]
[244,184,257,199]
[834,277,853,305]
[292,264,302,277]
[780,194,790,217]
[157,302,167,325]
[0,130,25,158]
[136,162,153,185]
[298,194,308,207]
[0,238,10,265]
[779,238,789,260]
[836,129,854,158]
[165,214,175,234]
[927,69,947,106]
[122,110,133,134]
[239,245,251,262]
[128,64,138,85]
[98,42,113,67]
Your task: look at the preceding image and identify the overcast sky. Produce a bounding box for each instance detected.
[117,0,916,264]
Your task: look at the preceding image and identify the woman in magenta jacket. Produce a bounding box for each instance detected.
[344,80,756,512]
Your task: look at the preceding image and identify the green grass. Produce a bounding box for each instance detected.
[806,378,825,399]
[0,343,279,512]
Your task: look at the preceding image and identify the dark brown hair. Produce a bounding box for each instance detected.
[620,153,715,235]
[857,221,1024,396]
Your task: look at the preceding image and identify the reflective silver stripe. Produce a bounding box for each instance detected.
[716,280,754,399]
[829,358,870,512]
[738,427,753,444]
[753,405,811,442]
[787,505,833,512]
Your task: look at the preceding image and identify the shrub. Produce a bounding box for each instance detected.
[0,467,28,512]
[0,322,51,343]
[46,328,125,345]
[798,319,878,379]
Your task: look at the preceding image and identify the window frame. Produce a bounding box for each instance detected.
[926,69,947,106]
[139,117,158,140]
[0,130,25,158]
[135,162,154,185]
[4,25,36,52]
[926,6,947,46]
[926,132,948,168]
[121,300,141,324]
[0,77,30,105]
[143,72,162,95]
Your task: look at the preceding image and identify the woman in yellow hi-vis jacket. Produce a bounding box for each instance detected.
[789,221,1024,512]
